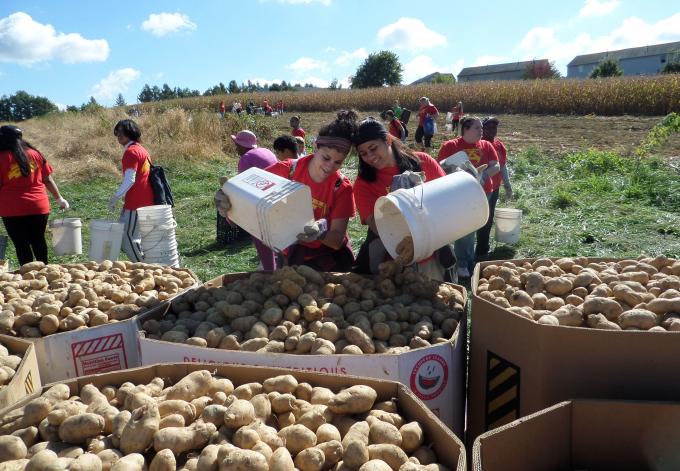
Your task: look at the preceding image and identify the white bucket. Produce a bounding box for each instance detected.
[137,204,180,267]
[374,172,489,265]
[495,208,522,244]
[222,167,315,251]
[89,219,124,262]
[49,218,82,256]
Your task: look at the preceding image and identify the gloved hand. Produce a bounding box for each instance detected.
[504,184,514,200]
[390,171,424,191]
[108,196,119,212]
[57,197,70,210]
[214,189,231,218]
[297,218,328,243]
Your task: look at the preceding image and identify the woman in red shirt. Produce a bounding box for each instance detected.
[352,118,451,279]
[290,116,305,140]
[108,120,155,262]
[437,116,500,278]
[0,125,69,265]
[415,96,439,150]
[216,111,358,272]
[384,110,405,142]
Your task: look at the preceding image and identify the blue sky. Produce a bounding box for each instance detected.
[1,0,678,108]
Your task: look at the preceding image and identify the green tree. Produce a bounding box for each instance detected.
[65,105,79,113]
[350,51,403,88]
[589,58,623,78]
[138,84,155,102]
[80,97,103,112]
[523,60,561,79]
[0,90,58,121]
[329,78,339,89]
[661,52,680,74]
[114,93,127,107]
[228,80,240,93]
[431,73,456,84]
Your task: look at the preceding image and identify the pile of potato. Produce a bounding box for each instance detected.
[0,370,449,471]
[0,341,23,389]
[0,261,197,338]
[142,265,465,355]
[476,255,680,331]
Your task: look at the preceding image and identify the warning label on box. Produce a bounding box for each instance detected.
[72,334,128,376]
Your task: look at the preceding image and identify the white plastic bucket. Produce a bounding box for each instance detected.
[495,208,522,244]
[136,204,180,267]
[89,219,124,262]
[49,218,82,256]
[223,167,315,251]
[374,171,489,265]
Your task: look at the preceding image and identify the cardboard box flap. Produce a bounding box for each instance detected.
[0,335,41,410]
[32,363,466,471]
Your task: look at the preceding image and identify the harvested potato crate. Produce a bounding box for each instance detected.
[472,399,680,470]
[0,262,199,383]
[0,363,467,471]
[138,270,468,436]
[0,334,41,410]
[468,256,680,444]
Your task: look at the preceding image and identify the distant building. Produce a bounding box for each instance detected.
[410,72,456,85]
[567,41,680,78]
[457,59,549,82]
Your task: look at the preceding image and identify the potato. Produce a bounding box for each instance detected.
[166,370,214,402]
[70,453,103,471]
[360,460,393,471]
[586,314,622,330]
[295,447,326,471]
[278,424,317,455]
[367,444,408,471]
[0,436,27,461]
[120,403,159,454]
[263,375,298,394]
[369,421,402,446]
[58,413,105,444]
[269,446,295,471]
[153,421,216,455]
[224,400,255,428]
[399,422,423,453]
[110,453,145,471]
[317,423,342,443]
[329,386,377,415]
[619,309,658,330]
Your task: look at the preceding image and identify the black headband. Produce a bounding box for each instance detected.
[353,118,388,146]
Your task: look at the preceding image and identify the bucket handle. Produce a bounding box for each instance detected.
[407,174,425,210]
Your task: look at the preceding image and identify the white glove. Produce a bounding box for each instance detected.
[108,196,119,212]
[297,219,328,243]
[214,189,232,218]
[57,197,69,210]
[504,184,514,200]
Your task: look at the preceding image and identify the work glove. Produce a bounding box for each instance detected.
[297,218,328,243]
[214,176,231,218]
[56,197,70,210]
[504,183,514,200]
[108,196,119,212]
[390,171,424,191]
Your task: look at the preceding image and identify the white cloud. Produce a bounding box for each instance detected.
[338,76,352,89]
[141,12,196,37]
[403,55,464,83]
[299,76,329,87]
[472,55,511,67]
[579,0,619,17]
[516,13,680,72]
[55,103,66,111]
[377,18,446,53]
[286,57,328,74]
[335,48,368,65]
[91,68,140,101]
[325,47,336,53]
[248,77,284,85]
[0,12,108,65]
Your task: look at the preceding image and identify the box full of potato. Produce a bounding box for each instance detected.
[0,364,466,471]
[138,264,467,436]
[472,399,680,471]
[0,335,41,410]
[0,260,198,383]
[467,256,680,444]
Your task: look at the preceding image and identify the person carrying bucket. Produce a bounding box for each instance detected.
[475,116,513,260]
[109,119,155,262]
[215,110,358,272]
[352,118,456,281]
[0,125,69,266]
[438,116,500,279]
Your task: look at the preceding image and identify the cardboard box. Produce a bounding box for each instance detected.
[139,273,468,436]
[467,258,680,443]
[472,399,680,470]
[3,363,466,471]
[0,334,41,410]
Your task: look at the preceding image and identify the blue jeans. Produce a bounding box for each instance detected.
[454,232,476,274]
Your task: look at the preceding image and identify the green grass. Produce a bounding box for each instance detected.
[3,145,680,280]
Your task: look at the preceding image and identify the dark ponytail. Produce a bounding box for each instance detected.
[0,125,33,177]
[318,110,358,141]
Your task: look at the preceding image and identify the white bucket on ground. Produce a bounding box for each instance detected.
[495,208,522,244]
[49,218,82,255]
[137,204,180,267]
[89,219,124,262]
[222,167,315,251]
[374,171,489,265]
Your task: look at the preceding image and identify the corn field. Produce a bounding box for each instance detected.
[140,75,680,116]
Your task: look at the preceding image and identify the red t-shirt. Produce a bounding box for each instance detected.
[488,138,507,190]
[292,128,305,139]
[353,152,445,224]
[452,104,462,120]
[0,148,52,217]
[122,143,155,210]
[437,137,499,194]
[266,154,355,249]
[388,120,402,139]
[418,104,439,126]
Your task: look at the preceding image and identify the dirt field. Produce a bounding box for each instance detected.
[270,112,680,158]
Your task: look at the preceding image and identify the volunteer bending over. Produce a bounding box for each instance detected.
[109,119,155,262]
[352,118,453,280]
[215,110,358,272]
